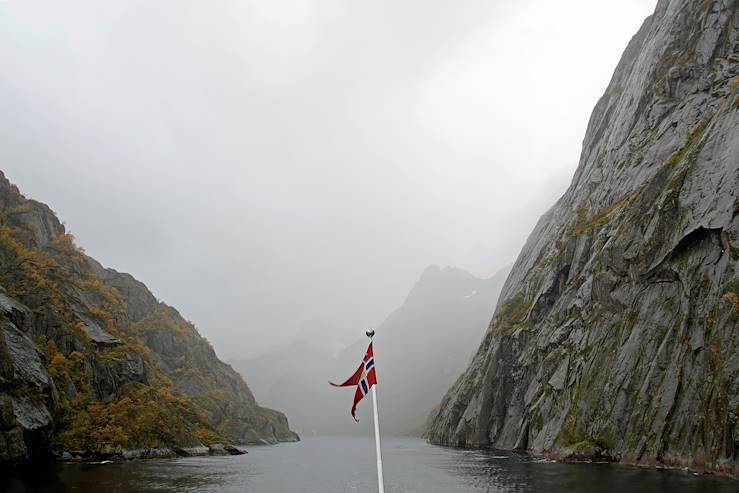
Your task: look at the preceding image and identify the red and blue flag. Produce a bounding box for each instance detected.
[329,342,377,421]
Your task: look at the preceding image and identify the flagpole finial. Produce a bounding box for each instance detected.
[366,329,375,339]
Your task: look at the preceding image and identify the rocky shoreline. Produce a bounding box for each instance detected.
[429,441,739,480]
[542,449,739,480]
[55,443,248,464]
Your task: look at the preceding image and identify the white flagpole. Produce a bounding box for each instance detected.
[371,386,385,493]
[367,330,385,493]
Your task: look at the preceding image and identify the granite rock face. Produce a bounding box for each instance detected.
[0,170,297,463]
[0,310,55,462]
[428,0,738,477]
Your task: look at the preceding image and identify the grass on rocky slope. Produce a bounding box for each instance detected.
[0,194,227,452]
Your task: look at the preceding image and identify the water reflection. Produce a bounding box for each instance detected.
[1,438,736,493]
[437,446,735,493]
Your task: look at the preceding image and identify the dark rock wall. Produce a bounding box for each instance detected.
[428,0,738,477]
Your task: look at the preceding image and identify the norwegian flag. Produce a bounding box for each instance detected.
[329,342,377,421]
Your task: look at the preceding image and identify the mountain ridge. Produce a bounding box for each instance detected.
[0,170,298,463]
[232,263,511,436]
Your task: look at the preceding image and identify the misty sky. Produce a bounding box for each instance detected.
[0,1,656,359]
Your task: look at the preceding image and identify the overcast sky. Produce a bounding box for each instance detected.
[0,0,656,358]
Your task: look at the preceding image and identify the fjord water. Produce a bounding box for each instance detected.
[3,437,735,493]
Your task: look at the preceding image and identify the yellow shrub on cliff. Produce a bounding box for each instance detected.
[196,427,222,446]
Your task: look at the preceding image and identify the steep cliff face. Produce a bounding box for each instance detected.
[0,172,297,463]
[428,0,738,477]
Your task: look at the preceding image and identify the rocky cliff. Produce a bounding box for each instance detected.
[427,0,738,478]
[0,172,297,463]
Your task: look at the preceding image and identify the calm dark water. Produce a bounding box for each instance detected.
[2,437,736,493]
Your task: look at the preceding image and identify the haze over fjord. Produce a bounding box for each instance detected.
[0,0,655,359]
